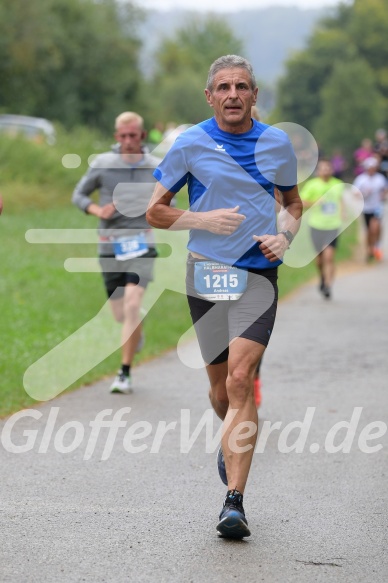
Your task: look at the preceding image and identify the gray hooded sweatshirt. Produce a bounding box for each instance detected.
[72,145,161,255]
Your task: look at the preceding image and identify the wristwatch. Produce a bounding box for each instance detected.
[279,230,294,246]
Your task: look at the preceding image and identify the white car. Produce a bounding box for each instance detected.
[0,114,56,144]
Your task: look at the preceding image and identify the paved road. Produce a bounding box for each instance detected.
[1,230,388,583]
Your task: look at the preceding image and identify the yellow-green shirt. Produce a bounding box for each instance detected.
[300,177,344,230]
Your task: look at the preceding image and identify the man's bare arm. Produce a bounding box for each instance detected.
[146,182,246,235]
[253,186,303,262]
[277,186,303,236]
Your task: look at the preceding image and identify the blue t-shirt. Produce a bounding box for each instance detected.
[153,117,296,269]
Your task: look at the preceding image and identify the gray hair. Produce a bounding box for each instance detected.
[206,55,257,92]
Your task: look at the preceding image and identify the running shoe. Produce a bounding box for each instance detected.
[216,489,251,539]
[322,285,331,299]
[110,371,133,394]
[254,376,262,408]
[217,446,228,486]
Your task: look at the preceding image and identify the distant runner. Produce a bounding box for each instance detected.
[300,159,344,299]
[72,112,159,393]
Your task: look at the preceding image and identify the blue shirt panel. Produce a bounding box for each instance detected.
[153,117,297,269]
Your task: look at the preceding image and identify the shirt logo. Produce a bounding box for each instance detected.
[215,144,226,152]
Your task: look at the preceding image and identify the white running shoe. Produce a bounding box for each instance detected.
[110,371,133,394]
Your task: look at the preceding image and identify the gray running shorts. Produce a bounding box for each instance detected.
[99,248,157,298]
[310,227,339,252]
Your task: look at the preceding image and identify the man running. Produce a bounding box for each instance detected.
[300,159,345,299]
[353,156,388,262]
[146,55,302,538]
[72,112,160,393]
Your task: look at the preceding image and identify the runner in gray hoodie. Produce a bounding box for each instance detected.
[72,111,160,393]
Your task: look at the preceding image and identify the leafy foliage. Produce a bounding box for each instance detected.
[274,0,388,155]
[314,59,384,156]
[143,15,244,125]
[0,0,143,131]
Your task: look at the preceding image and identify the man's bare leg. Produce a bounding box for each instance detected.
[109,284,145,392]
[321,245,336,289]
[207,339,265,493]
[207,361,229,420]
[109,290,144,358]
[222,338,265,494]
[121,283,145,366]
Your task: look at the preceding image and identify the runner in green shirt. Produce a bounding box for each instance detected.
[300,159,344,299]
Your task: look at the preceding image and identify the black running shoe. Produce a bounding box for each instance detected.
[216,489,251,539]
[217,446,228,486]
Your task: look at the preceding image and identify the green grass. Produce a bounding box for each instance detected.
[0,132,359,416]
[0,127,111,212]
[0,206,192,415]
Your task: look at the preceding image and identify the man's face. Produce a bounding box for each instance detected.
[205,68,258,132]
[317,161,333,180]
[367,164,378,175]
[115,121,144,155]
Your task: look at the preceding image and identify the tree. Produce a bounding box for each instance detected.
[273,0,388,154]
[144,15,244,125]
[274,26,356,131]
[156,15,243,78]
[314,58,384,156]
[349,0,388,113]
[0,0,144,130]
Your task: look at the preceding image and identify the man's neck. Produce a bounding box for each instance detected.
[215,117,253,134]
[121,150,144,164]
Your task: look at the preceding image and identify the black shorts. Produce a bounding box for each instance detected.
[186,254,278,365]
[363,212,381,228]
[310,227,339,253]
[99,248,157,299]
